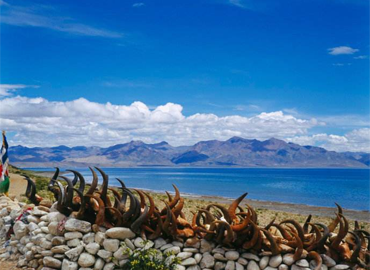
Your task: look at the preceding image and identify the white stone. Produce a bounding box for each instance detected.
[134,237,145,248]
[329,265,349,270]
[124,238,135,250]
[67,238,81,247]
[65,245,84,262]
[103,239,120,252]
[200,252,215,268]
[214,253,227,261]
[85,242,100,255]
[78,253,96,267]
[195,253,202,263]
[181,257,197,266]
[65,232,83,240]
[215,262,227,270]
[51,245,70,253]
[82,232,95,244]
[260,256,270,269]
[103,262,115,270]
[43,256,62,268]
[62,259,78,270]
[269,255,282,268]
[226,261,235,270]
[97,249,112,261]
[248,260,261,270]
[177,252,193,260]
[243,253,260,262]
[105,228,135,240]
[154,238,167,249]
[238,257,248,265]
[113,247,130,260]
[279,264,289,270]
[65,219,91,233]
[95,232,106,245]
[164,246,181,255]
[282,254,295,266]
[94,258,105,270]
[52,236,65,246]
[296,259,309,268]
[225,251,240,261]
[236,262,244,270]
[13,221,28,239]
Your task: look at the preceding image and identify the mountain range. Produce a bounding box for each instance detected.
[9,137,370,168]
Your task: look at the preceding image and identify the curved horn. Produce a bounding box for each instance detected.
[86,167,98,195]
[228,192,248,222]
[67,170,86,193]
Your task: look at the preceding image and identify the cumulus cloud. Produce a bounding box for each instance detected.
[0,84,39,97]
[287,128,370,152]
[0,95,320,147]
[328,46,359,55]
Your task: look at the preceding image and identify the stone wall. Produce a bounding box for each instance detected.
[0,196,353,270]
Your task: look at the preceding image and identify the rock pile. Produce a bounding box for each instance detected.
[0,196,355,270]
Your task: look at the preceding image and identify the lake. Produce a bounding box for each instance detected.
[26,167,370,211]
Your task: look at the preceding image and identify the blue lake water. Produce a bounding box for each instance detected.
[25,167,370,211]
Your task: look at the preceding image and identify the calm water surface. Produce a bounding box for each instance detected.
[26,168,370,211]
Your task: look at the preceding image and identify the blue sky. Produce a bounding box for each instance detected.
[0,0,369,151]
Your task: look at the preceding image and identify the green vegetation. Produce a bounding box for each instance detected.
[117,242,180,270]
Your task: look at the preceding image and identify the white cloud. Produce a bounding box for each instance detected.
[328,46,359,55]
[354,55,368,60]
[228,0,247,8]
[0,3,123,38]
[0,95,320,147]
[287,128,370,152]
[0,84,39,97]
[133,3,145,8]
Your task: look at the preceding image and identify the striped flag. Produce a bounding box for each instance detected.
[0,131,10,195]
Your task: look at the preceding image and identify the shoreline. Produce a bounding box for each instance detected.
[32,170,370,223]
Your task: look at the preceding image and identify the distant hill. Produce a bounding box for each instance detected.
[9,137,369,168]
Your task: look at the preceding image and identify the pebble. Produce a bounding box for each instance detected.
[94,258,105,270]
[225,251,240,261]
[329,265,349,270]
[215,262,227,270]
[78,253,96,268]
[181,257,197,266]
[236,262,244,270]
[282,254,295,266]
[65,245,84,262]
[177,252,193,260]
[269,255,282,268]
[279,264,289,270]
[65,232,83,240]
[296,259,310,268]
[103,239,120,252]
[85,243,100,255]
[243,253,261,262]
[124,238,135,250]
[82,232,95,244]
[134,237,145,248]
[226,261,236,270]
[154,238,167,249]
[248,260,261,270]
[62,259,78,270]
[200,253,215,268]
[103,262,115,270]
[259,256,270,269]
[164,246,181,255]
[105,228,135,240]
[43,256,62,268]
[51,245,70,253]
[97,250,113,261]
[214,253,228,261]
[238,257,248,265]
[95,232,106,245]
[65,219,92,233]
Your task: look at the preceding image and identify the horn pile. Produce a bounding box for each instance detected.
[24,167,369,269]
